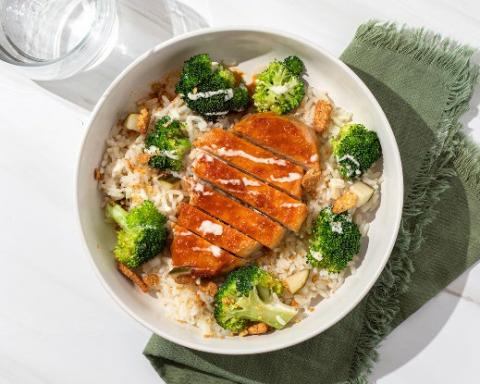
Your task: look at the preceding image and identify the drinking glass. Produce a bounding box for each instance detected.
[0,0,118,80]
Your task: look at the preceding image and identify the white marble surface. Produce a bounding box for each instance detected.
[0,1,479,383]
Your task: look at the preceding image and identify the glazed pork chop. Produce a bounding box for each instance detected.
[176,203,261,258]
[233,112,319,169]
[171,224,246,276]
[192,151,308,232]
[194,128,304,198]
[188,180,286,249]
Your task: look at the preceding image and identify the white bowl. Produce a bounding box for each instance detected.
[76,28,403,355]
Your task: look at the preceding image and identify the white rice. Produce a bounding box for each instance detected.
[99,83,382,337]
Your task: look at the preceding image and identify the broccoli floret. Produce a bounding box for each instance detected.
[252,56,305,114]
[106,201,167,268]
[145,116,191,172]
[176,53,249,120]
[331,123,382,179]
[306,207,361,272]
[214,265,298,332]
[283,55,305,75]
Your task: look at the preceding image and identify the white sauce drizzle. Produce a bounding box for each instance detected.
[331,221,343,234]
[337,154,360,167]
[337,154,361,176]
[310,154,319,162]
[204,111,229,116]
[192,245,223,257]
[310,250,323,261]
[270,84,290,95]
[198,220,223,236]
[200,153,214,162]
[187,88,234,101]
[281,202,304,208]
[214,147,287,166]
[242,177,261,187]
[193,183,213,196]
[218,178,242,185]
[270,172,302,183]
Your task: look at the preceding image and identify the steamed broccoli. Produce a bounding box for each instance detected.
[175,53,249,120]
[145,116,191,172]
[252,56,305,114]
[331,123,382,179]
[306,206,361,272]
[214,265,298,332]
[106,200,167,268]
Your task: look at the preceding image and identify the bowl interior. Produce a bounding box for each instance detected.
[77,29,403,354]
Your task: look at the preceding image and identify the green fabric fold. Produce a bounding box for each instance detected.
[144,21,480,384]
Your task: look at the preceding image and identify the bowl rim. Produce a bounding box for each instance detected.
[75,26,404,355]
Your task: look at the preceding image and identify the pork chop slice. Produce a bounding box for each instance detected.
[176,202,261,258]
[194,128,304,198]
[171,224,246,277]
[233,112,319,169]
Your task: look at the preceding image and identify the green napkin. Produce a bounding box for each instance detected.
[144,22,480,384]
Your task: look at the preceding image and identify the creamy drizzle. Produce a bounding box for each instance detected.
[193,183,213,196]
[214,147,287,166]
[218,178,242,185]
[198,220,223,236]
[310,250,323,261]
[281,202,304,208]
[204,111,229,116]
[187,88,233,101]
[192,245,222,257]
[269,172,302,183]
[331,221,343,234]
[337,154,360,167]
[270,84,290,95]
[242,177,261,187]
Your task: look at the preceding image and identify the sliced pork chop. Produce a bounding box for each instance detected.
[233,112,319,169]
[176,203,261,258]
[188,180,285,248]
[192,152,308,232]
[171,224,245,277]
[194,128,304,198]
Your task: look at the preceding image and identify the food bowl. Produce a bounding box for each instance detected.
[76,28,403,355]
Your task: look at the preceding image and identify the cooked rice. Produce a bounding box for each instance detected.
[99,82,382,337]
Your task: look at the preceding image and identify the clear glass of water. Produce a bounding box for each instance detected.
[0,0,118,80]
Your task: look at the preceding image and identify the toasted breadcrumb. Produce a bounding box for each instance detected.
[136,153,150,165]
[199,281,218,296]
[117,262,149,293]
[313,100,333,133]
[247,322,269,335]
[332,191,358,214]
[302,168,323,197]
[136,108,149,134]
[94,168,102,181]
[174,274,196,285]
[142,273,160,288]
